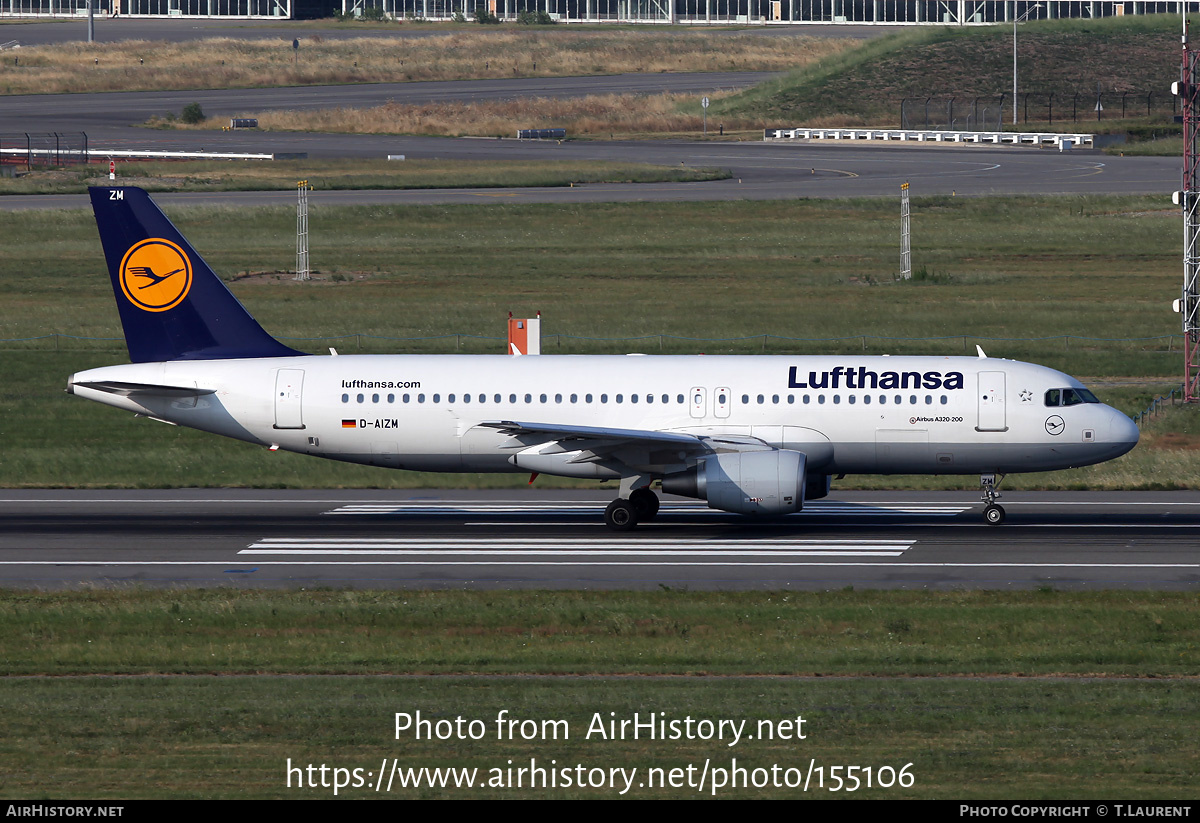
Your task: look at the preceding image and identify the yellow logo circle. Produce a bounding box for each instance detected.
[118,238,193,313]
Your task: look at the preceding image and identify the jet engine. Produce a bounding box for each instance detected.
[661,450,807,515]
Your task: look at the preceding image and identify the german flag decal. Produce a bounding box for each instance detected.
[341,419,357,428]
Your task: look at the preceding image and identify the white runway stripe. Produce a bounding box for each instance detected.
[242,537,915,559]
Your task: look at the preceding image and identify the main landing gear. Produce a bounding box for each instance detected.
[980,472,1006,525]
[603,484,660,531]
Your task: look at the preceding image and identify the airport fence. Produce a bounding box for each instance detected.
[1133,384,1186,429]
[901,92,1178,130]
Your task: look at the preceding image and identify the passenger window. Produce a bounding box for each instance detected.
[417,394,425,403]
[833,395,841,404]
[570,394,578,403]
[772,394,779,404]
[447,394,455,403]
[509,394,517,404]
[341,394,349,403]
[677,394,685,404]
[616,394,624,404]
[387,394,394,403]
[631,394,638,404]
[601,394,608,404]
[586,394,594,403]
[403,394,410,403]
[848,395,856,405]
[462,394,469,404]
[757,394,764,404]
[524,394,532,403]
[356,394,364,403]
[433,394,440,403]
[742,394,749,404]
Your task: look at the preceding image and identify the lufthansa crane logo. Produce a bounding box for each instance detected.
[118,238,193,312]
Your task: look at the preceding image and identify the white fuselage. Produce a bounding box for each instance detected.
[68,353,1139,481]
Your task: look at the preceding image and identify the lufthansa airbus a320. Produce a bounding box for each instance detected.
[68,188,1139,530]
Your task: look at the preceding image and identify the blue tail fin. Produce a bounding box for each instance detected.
[89,186,302,363]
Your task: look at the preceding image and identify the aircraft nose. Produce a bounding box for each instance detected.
[1106,407,1139,455]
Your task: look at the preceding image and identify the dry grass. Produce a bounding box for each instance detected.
[180,90,763,138]
[0,31,854,96]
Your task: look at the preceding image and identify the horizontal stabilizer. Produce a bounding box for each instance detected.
[69,380,216,398]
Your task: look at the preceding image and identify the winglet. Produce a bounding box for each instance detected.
[89,186,302,363]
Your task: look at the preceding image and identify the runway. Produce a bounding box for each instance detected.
[1,490,1196,590]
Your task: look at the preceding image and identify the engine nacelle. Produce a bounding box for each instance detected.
[662,450,807,515]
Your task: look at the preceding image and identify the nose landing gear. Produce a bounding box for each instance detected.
[980,473,1006,525]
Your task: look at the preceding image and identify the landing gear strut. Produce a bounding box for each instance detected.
[980,472,1006,525]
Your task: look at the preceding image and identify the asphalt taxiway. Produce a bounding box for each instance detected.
[1,489,1196,590]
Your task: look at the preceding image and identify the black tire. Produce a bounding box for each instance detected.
[984,504,1006,526]
[604,499,639,531]
[630,488,660,520]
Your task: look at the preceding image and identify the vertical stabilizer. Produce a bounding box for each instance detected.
[89,186,302,363]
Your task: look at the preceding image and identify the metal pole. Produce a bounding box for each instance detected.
[1012,4,1041,127]
[296,180,310,281]
[88,0,94,44]
[900,181,911,280]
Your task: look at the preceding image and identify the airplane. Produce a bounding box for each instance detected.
[68,187,1140,530]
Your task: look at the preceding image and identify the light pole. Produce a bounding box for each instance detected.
[1012,3,1042,127]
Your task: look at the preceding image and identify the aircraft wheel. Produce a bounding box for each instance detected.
[984,504,1006,526]
[604,499,639,531]
[630,488,660,520]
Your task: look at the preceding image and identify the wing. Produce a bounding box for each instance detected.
[476,419,773,476]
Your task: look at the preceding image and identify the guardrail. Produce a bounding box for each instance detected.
[765,128,1094,149]
[1133,384,1186,428]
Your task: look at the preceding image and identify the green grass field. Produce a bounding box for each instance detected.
[718,16,1189,130]
[1,589,1197,798]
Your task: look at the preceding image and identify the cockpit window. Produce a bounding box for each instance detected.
[1046,387,1099,407]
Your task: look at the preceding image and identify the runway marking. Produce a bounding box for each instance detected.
[2,561,1198,569]
[241,537,915,559]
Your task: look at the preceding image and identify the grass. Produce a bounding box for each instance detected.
[129,16,1199,140]
[0,30,850,96]
[4,589,1197,676]
[1,589,1197,798]
[717,15,1191,129]
[0,194,1193,490]
[180,90,764,139]
[0,158,729,195]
